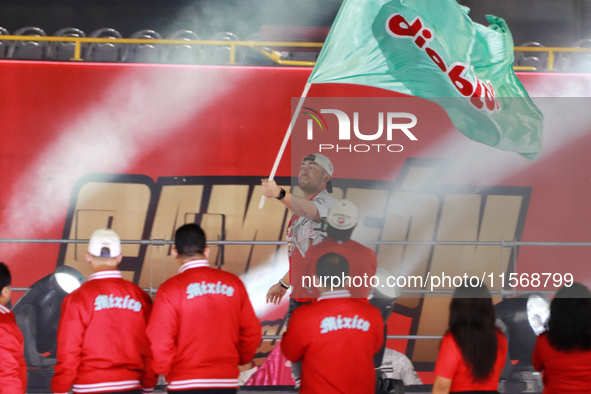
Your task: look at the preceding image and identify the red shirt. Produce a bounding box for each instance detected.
[281,290,383,394]
[434,329,507,392]
[0,304,27,394]
[51,270,157,394]
[297,238,378,299]
[290,249,314,303]
[146,260,262,391]
[532,333,591,393]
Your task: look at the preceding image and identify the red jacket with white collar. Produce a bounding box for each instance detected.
[146,259,262,391]
[51,270,157,394]
[0,303,27,394]
[281,290,383,394]
[297,238,378,299]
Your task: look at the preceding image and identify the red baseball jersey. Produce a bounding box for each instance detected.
[146,259,262,391]
[434,329,507,392]
[0,304,27,394]
[281,290,383,394]
[293,238,378,299]
[51,270,157,394]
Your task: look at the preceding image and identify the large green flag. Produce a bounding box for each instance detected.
[309,0,543,160]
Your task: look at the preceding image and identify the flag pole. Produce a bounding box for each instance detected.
[259,82,312,209]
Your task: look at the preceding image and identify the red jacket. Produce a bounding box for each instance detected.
[296,238,378,299]
[532,333,591,393]
[51,270,157,394]
[146,259,262,390]
[0,304,27,394]
[281,290,383,394]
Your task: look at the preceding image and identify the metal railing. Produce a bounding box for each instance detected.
[0,35,323,66]
[0,35,587,70]
[2,238,591,246]
[5,237,582,341]
[6,237,588,295]
[515,46,591,71]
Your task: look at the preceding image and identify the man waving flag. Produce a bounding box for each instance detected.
[259,0,543,209]
[309,0,543,160]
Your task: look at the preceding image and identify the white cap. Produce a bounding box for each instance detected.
[302,153,333,176]
[88,229,121,258]
[326,200,358,230]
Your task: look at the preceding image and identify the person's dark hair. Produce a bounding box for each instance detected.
[326,225,354,242]
[0,262,11,291]
[316,252,349,279]
[546,282,591,351]
[174,224,207,257]
[448,283,498,382]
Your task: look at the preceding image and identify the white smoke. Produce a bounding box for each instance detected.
[241,253,290,318]
[0,66,242,260]
[385,83,591,280]
[168,0,339,40]
[430,98,591,186]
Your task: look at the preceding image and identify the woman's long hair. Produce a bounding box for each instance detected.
[448,283,498,382]
[547,282,591,351]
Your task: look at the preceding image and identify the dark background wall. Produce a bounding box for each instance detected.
[0,0,342,39]
[459,0,590,47]
[0,0,586,47]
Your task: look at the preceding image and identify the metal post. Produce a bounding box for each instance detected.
[71,40,83,61]
[548,50,555,71]
[229,43,236,65]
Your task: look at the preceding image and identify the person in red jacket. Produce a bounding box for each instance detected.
[302,199,401,371]
[0,262,27,394]
[51,229,157,394]
[301,199,378,299]
[147,223,262,394]
[532,282,591,393]
[281,252,384,394]
[432,282,508,394]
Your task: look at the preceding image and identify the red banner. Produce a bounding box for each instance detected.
[0,61,590,381]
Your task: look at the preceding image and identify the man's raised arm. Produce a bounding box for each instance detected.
[261,179,320,221]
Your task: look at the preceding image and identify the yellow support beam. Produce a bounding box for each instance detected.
[513,46,591,71]
[513,66,536,71]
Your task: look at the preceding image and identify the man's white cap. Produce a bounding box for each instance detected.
[326,200,358,230]
[302,153,333,176]
[88,228,121,258]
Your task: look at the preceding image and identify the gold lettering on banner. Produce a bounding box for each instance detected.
[345,188,388,252]
[60,166,528,369]
[432,194,483,279]
[207,185,291,275]
[254,319,287,366]
[64,182,150,279]
[378,191,439,309]
[138,185,203,289]
[412,194,523,362]
[378,165,439,309]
